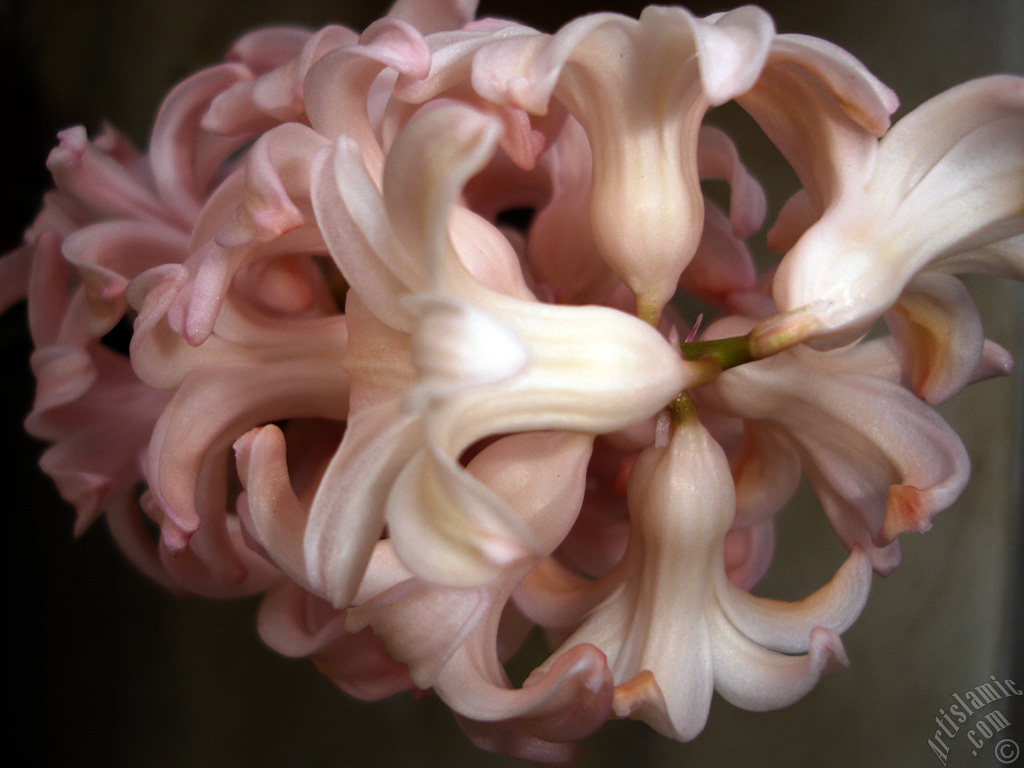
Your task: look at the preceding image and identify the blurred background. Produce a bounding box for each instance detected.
[2,0,1021,766]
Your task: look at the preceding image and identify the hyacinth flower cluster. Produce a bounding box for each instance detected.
[3,0,1022,764]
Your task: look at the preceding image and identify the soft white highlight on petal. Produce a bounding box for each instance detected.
[405,295,530,408]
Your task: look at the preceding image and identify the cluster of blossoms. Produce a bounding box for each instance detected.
[4,0,1022,764]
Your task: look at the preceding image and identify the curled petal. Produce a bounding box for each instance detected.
[710,622,849,711]
[386,444,539,587]
[257,579,412,701]
[148,63,253,223]
[0,245,31,314]
[166,222,326,347]
[234,425,312,586]
[941,232,1024,280]
[149,488,280,598]
[27,345,168,532]
[513,556,620,629]
[206,26,358,134]
[305,18,431,179]
[345,575,492,691]
[764,35,897,135]
[884,273,986,404]
[736,33,897,258]
[730,421,801,526]
[26,232,76,346]
[455,715,578,768]
[225,26,313,71]
[973,339,1015,383]
[526,117,617,304]
[214,123,329,249]
[387,432,592,587]
[303,402,423,607]
[311,136,424,331]
[61,220,188,336]
[46,127,176,226]
[146,342,349,537]
[719,548,872,654]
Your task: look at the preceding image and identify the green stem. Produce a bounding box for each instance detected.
[668,391,696,424]
[679,332,755,371]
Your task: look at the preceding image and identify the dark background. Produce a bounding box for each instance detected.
[2,1,1022,766]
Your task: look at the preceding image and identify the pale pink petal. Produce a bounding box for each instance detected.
[225,26,313,71]
[0,245,31,313]
[311,136,425,332]
[526,117,617,305]
[176,224,327,346]
[148,63,252,223]
[234,425,313,586]
[764,35,898,135]
[61,219,188,335]
[386,432,592,587]
[46,127,176,226]
[973,340,1015,383]
[729,421,801,526]
[698,319,970,573]
[679,201,758,306]
[347,556,613,744]
[386,0,479,34]
[719,548,872,653]
[145,320,349,536]
[305,18,431,179]
[473,7,774,321]
[696,124,767,238]
[723,519,774,591]
[940,231,1024,279]
[207,26,358,134]
[512,556,620,630]
[303,402,423,607]
[257,579,412,701]
[885,273,987,404]
[28,345,96,415]
[454,715,577,768]
[153,510,280,597]
[770,75,1024,347]
[26,345,168,533]
[214,123,328,248]
[766,188,816,253]
[25,232,73,345]
[710,622,849,711]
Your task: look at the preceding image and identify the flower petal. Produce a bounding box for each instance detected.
[718,548,872,654]
[771,75,1024,346]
